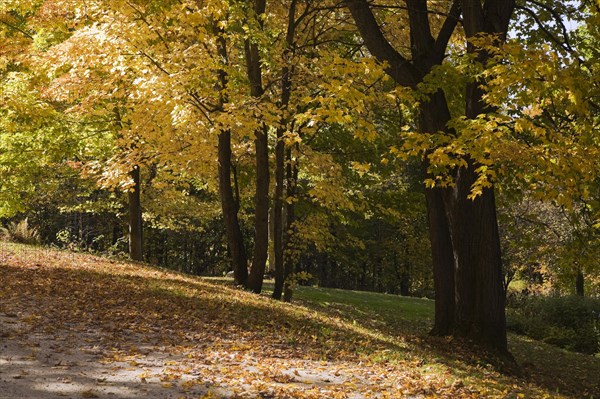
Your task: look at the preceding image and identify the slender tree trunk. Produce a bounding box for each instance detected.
[218,130,249,285]
[128,166,143,261]
[215,29,249,286]
[268,204,275,274]
[163,231,169,268]
[283,147,298,302]
[425,189,455,335]
[273,0,297,300]
[245,0,270,294]
[399,270,410,296]
[576,270,584,297]
[272,129,286,298]
[247,125,270,293]
[111,218,121,246]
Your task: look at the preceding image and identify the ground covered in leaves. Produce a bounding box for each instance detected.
[0,244,598,398]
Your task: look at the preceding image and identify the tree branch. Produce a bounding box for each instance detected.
[343,0,421,87]
[433,0,461,64]
[0,18,34,39]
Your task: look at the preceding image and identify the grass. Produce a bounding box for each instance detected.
[296,286,434,325]
[1,242,599,398]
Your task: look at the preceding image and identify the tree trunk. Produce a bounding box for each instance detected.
[215,29,249,286]
[456,0,514,353]
[128,166,143,261]
[272,129,285,298]
[245,0,270,294]
[576,270,584,297]
[268,203,275,274]
[247,125,270,293]
[419,93,456,336]
[111,217,121,246]
[283,146,298,302]
[399,270,410,296]
[424,186,456,335]
[273,0,297,300]
[442,164,507,351]
[218,130,249,285]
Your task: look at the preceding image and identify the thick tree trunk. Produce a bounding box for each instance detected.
[419,93,456,335]
[456,0,514,353]
[128,166,143,261]
[443,164,507,351]
[421,90,507,352]
[345,0,511,353]
[218,130,249,286]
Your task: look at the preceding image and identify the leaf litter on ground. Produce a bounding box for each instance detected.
[0,243,598,398]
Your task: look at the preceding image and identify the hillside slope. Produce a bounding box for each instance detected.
[0,243,598,398]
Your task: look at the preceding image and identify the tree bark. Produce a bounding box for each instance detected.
[399,266,411,296]
[247,125,270,293]
[111,217,121,246]
[215,28,249,286]
[273,0,297,300]
[344,0,459,338]
[272,143,285,299]
[455,0,515,353]
[442,165,507,350]
[218,130,249,285]
[128,165,143,261]
[419,92,456,336]
[576,270,584,296]
[425,186,456,334]
[283,146,298,302]
[245,0,270,294]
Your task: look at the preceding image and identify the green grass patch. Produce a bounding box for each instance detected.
[294,285,434,333]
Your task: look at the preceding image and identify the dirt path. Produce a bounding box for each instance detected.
[0,308,380,399]
[0,311,218,399]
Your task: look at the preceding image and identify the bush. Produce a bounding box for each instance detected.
[1,219,40,245]
[506,295,600,355]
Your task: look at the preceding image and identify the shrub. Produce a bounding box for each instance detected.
[1,219,40,245]
[506,295,600,355]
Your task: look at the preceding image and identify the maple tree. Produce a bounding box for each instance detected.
[337,0,599,353]
[342,0,512,353]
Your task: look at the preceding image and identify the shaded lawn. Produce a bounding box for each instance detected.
[1,243,598,398]
[254,282,600,397]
